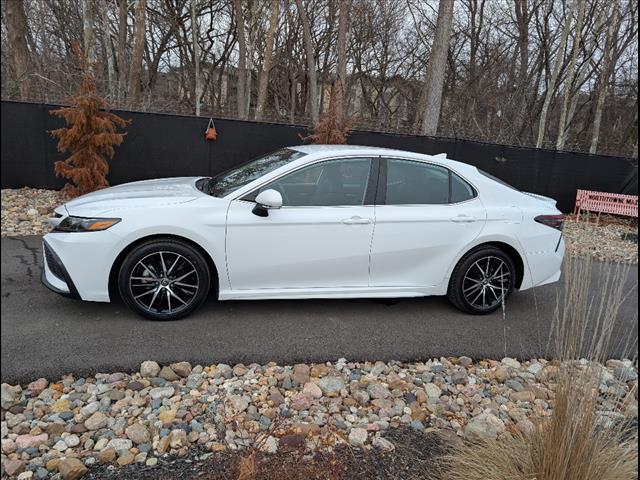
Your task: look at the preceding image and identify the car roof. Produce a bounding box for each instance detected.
[288,144,468,169]
[290,144,432,157]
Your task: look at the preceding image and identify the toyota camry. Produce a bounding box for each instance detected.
[42,145,565,320]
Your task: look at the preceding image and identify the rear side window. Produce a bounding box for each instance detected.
[385,159,477,205]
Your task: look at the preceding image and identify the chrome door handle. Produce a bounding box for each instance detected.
[451,215,476,223]
[342,216,372,225]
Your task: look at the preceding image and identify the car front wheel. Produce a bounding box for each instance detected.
[447,247,515,314]
[118,239,210,320]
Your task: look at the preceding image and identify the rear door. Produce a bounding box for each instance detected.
[369,158,487,288]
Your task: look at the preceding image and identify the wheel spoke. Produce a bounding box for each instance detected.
[159,252,168,276]
[168,288,188,305]
[463,283,482,294]
[134,288,156,300]
[138,261,158,279]
[174,281,198,289]
[148,288,161,311]
[487,284,501,302]
[166,290,172,313]
[167,254,183,276]
[173,270,196,283]
[474,261,486,277]
[470,289,484,305]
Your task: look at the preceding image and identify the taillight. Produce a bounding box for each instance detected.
[535,214,564,231]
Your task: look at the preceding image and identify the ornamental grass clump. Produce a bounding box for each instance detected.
[442,257,638,480]
[49,43,129,197]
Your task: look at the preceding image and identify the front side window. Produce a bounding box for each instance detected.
[249,158,372,206]
[206,148,306,197]
[385,159,476,205]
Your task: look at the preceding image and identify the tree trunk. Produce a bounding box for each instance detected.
[416,0,454,136]
[536,0,574,148]
[191,0,201,116]
[556,0,586,150]
[234,0,248,119]
[127,0,146,108]
[102,0,117,100]
[82,0,96,69]
[5,0,30,99]
[335,0,350,122]
[295,0,319,124]
[511,0,531,139]
[255,0,280,120]
[590,1,620,154]
[116,0,128,104]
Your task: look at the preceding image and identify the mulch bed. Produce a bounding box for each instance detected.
[86,428,450,480]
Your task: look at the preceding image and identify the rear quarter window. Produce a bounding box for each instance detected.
[450,172,477,203]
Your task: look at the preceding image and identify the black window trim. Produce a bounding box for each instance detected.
[377,156,478,206]
[238,156,380,207]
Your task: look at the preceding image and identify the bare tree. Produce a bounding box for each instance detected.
[4,0,30,98]
[82,0,96,68]
[101,0,117,99]
[416,0,454,135]
[1,0,637,157]
[234,0,248,119]
[127,0,146,107]
[590,0,620,154]
[295,0,319,124]
[536,0,574,148]
[335,0,351,122]
[255,0,280,120]
[116,0,128,103]
[191,0,201,116]
[556,0,586,150]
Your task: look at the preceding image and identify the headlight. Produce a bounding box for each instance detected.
[54,216,121,232]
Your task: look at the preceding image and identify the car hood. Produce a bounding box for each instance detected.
[58,177,206,216]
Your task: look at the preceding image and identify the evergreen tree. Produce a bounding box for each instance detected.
[49,43,129,197]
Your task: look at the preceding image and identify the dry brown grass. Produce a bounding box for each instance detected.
[442,257,638,480]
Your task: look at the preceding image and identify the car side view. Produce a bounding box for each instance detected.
[42,145,565,320]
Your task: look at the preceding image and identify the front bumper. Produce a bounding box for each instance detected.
[41,239,81,299]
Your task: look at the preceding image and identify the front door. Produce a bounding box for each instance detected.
[225,157,376,291]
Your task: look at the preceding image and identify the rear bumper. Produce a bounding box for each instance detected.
[41,239,81,299]
[520,237,565,290]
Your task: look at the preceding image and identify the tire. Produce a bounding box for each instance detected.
[447,246,516,315]
[118,239,210,321]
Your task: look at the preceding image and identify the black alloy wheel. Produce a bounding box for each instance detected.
[118,239,210,320]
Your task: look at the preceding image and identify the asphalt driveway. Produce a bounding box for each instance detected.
[1,235,637,383]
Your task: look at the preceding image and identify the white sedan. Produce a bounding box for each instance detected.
[42,145,565,320]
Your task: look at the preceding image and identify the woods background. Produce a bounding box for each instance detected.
[1,0,638,158]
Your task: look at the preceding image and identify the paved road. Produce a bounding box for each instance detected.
[1,235,637,383]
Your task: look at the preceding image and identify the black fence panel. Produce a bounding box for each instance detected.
[2,100,637,213]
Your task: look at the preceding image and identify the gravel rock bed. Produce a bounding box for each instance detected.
[1,189,64,237]
[1,357,637,479]
[2,188,637,264]
[564,217,638,264]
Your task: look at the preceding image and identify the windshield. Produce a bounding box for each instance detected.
[206,148,306,197]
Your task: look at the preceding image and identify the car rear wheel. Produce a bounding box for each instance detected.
[447,247,515,315]
[118,239,210,320]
